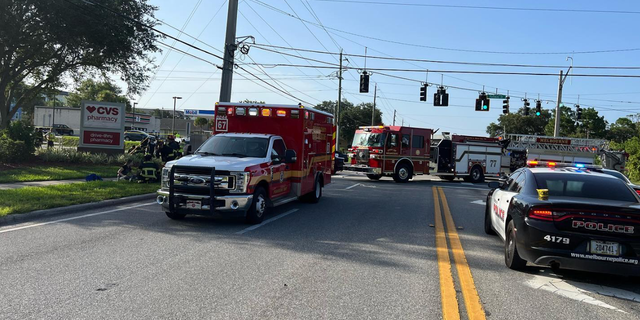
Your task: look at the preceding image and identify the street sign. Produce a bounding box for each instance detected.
[487,94,507,99]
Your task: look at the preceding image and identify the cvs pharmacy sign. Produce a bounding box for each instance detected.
[84,104,123,129]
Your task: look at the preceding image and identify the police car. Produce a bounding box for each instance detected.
[485,162,640,275]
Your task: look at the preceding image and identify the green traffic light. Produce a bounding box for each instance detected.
[536,111,541,116]
[482,105,488,110]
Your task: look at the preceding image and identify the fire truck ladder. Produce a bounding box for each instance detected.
[505,134,609,154]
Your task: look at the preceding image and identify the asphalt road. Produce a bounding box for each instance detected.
[1,174,640,319]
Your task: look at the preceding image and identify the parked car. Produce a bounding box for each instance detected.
[334,151,345,172]
[598,168,640,196]
[124,130,150,141]
[52,124,74,135]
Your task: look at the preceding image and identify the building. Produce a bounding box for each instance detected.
[160,118,196,137]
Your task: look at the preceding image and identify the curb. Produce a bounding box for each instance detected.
[0,193,157,225]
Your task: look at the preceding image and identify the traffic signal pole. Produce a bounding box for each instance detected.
[553,67,571,137]
[336,50,343,151]
[219,0,239,103]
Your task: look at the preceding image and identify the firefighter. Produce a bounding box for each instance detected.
[47,129,55,148]
[137,154,159,183]
[156,140,178,162]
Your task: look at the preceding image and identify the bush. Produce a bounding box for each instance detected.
[35,148,163,168]
[61,136,79,147]
[125,141,141,150]
[0,137,33,163]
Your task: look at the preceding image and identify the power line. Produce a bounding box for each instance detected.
[248,0,640,55]
[309,0,640,15]
[251,43,640,70]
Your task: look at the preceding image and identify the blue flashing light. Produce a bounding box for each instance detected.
[575,164,585,168]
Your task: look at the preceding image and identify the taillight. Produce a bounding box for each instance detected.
[527,208,554,221]
[635,189,640,196]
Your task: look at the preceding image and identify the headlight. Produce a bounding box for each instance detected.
[161,165,173,190]
[231,172,250,193]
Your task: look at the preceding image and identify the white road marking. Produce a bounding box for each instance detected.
[235,209,299,235]
[345,183,361,190]
[471,200,486,206]
[0,203,156,234]
[525,275,627,313]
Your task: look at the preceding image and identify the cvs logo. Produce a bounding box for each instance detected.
[96,107,119,115]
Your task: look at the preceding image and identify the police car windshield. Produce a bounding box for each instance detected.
[352,132,386,147]
[534,173,638,202]
[197,136,269,158]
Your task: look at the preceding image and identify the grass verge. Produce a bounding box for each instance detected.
[0,165,120,183]
[0,181,159,217]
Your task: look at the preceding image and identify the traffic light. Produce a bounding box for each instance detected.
[475,92,489,111]
[434,86,449,107]
[420,84,427,102]
[359,71,369,93]
[523,99,530,116]
[502,97,510,114]
[576,104,582,120]
[535,100,542,116]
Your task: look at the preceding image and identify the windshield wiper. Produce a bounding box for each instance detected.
[197,151,221,156]
[222,153,247,158]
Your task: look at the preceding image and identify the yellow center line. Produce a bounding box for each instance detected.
[438,187,487,320]
[433,187,460,320]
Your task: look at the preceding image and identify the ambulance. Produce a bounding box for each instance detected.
[157,102,335,224]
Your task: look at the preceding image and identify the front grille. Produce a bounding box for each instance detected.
[354,149,370,164]
[172,166,235,191]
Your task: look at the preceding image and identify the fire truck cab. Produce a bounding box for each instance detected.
[430,134,506,183]
[157,102,334,224]
[344,126,433,183]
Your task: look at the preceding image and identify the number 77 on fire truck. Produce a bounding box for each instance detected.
[344,126,505,183]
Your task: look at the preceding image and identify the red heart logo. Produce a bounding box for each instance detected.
[86,106,96,113]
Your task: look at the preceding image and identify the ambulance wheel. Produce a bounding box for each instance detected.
[246,187,268,224]
[165,210,186,220]
[366,174,382,180]
[393,163,412,183]
[505,220,527,270]
[469,165,484,183]
[302,177,323,203]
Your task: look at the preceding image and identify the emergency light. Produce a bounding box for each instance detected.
[262,109,271,117]
[277,110,287,117]
[248,107,258,116]
[236,107,246,116]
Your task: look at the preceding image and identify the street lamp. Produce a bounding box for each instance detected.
[172,96,182,135]
[132,101,138,130]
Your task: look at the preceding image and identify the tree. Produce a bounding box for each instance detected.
[151,108,172,119]
[575,107,607,139]
[315,99,383,148]
[194,117,209,132]
[0,0,160,129]
[486,108,551,137]
[66,79,130,109]
[607,117,637,143]
[544,106,577,136]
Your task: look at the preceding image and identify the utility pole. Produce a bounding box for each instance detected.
[553,67,571,137]
[219,0,239,102]
[172,96,182,134]
[393,110,396,126]
[336,49,343,151]
[371,83,377,125]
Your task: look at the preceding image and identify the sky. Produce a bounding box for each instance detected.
[126,0,640,136]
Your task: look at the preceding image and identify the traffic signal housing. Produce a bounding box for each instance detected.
[523,99,530,116]
[475,92,489,111]
[576,104,582,120]
[359,71,369,93]
[420,84,427,102]
[502,97,510,114]
[535,100,542,116]
[434,86,449,106]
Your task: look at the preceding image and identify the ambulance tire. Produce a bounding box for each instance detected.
[302,177,323,203]
[165,210,186,220]
[393,163,412,183]
[246,187,268,224]
[366,174,382,180]
[505,220,527,270]
[469,165,484,183]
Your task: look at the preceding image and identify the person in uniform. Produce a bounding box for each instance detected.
[137,154,159,182]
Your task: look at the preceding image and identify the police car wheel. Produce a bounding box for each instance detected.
[246,187,268,224]
[484,203,495,235]
[165,210,186,220]
[505,220,527,270]
[366,174,382,180]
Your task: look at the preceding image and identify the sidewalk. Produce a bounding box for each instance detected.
[0,177,117,190]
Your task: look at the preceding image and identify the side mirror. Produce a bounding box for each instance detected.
[488,181,502,189]
[284,149,297,164]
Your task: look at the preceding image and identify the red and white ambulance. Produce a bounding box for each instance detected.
[157,102,334,224]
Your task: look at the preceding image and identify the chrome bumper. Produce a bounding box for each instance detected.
[343,165,382,174]
[157,190,253,213]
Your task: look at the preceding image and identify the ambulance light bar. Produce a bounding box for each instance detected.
[236,107,246,116]
[248,107,258,116]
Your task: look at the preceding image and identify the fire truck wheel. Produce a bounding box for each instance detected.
[469,165,484,183]
[393,163,412,183]
[246,187,268,224]
[165,210,186,220]
[366,174,382,180]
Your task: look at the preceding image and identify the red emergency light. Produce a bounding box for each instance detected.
[548,162,557,167]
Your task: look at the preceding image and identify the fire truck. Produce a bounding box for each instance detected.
[157,102,334,224]
[504,134,628,172]
[431,134,507,183]
[344,125,434,182]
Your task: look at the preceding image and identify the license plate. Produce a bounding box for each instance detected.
[590,240,619,256]
[185,200,202,210]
